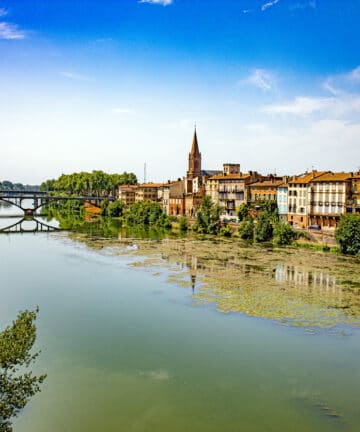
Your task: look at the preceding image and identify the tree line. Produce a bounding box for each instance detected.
[0,181,40,191]
[40,170,137,196]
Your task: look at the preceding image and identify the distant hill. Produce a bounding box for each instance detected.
[0,181,40,191]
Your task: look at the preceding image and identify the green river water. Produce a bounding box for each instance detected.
[0,213,360,432]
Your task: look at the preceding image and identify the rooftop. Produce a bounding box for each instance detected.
[310,172,352,182]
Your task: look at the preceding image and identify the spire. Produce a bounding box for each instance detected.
[187,127,202,180]
[191,127,200,156]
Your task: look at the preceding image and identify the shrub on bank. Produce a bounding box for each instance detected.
[335,213,360,255]
[254,212,273,242]
[238,217,254,240]
[219,225,232,237]
[273,221,297,246]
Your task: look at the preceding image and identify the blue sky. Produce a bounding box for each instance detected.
[1,0,360,183]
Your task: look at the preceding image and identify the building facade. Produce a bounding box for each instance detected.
[308,172,352,229]
[287,171,326,228]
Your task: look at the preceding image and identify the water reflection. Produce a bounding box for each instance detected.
[74,236,360,330]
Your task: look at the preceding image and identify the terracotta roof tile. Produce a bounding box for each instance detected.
[289,171,327,184]
[208,173,251,180]
[310,172,351,182]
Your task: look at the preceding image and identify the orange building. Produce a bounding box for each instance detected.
[248,177,284,203]
[135,183,163,203]
[117,185,137,206]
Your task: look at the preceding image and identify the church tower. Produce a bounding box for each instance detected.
[187,128,202,180]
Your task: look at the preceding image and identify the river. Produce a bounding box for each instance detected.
[0,212,360,432]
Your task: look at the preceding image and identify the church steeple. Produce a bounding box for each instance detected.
[187,128,202,179]
[191,128,200,156]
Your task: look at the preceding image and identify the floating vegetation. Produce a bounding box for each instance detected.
[66,232,360,330]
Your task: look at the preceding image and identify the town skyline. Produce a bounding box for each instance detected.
[1,0,360,183]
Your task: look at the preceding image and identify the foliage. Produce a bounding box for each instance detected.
[219,225,232,237]
[179,215,188,232]
[192,196,221,234]
[335,214,360,255]
[107,201,125,218]
[100,199,110,216]
[0,181,40,192]
[125,201,171,229]
[0,308,46,432]
[237,203,249,222]
[40,171,137,196]
[254,212,273,242]
[238,216,255,240]
[273,221,297,246]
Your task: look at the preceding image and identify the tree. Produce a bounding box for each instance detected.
[0,308,46,432]
[193,196,221,234]
[273,221,297,245]
[254,212,273,242]
[125,201,171,229]
[335,214,360,255]
[107,200,125,218]
[238,216,254,240]
[237,203,249,222]
[179,215,188,232]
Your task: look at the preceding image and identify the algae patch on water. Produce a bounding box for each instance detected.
[67,233,360,329]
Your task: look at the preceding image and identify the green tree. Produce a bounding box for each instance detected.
[335,214,360,255]
[193,196,221,234]
[125,201,171,229]
[0,308,46,432]
[254,212,273,242]
[237,203,249,222]
[107,200,125,218]
[238,216,254,240]
[179,215,188,232]
[273,221,297,246]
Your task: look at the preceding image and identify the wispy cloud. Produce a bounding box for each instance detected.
[139,0,173,6]
[263,97,332,115]
[261,0,280,11]
[239,69,274,91]
[347,66,360,83]
[262,95,360,116]
[290,0,317,10]
[0,7,8,17]
[112,108,135,115]
[0,22,26,40]
[60,71,93,81]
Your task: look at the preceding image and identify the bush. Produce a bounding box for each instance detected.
[273,221,297,245]
[335,214,360,255]
[238,217,254,240]
[193,196,221,235]
[254,212,273,242]
[179,215,188,232]
[219,225,232,237]
[100,199,110,216]
[125,201,171,229]
[107,200,125,217]
[237,203,249,222]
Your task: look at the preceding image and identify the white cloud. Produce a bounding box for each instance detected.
[0,8,8,17]
[112,108,135,115]
[0,22,26,40]
[60,71,93,81]
[262,95,360,116]
[347,66,360,83]
[261,0,280,11]
[139,0,173,5]
[240,69,274,91]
